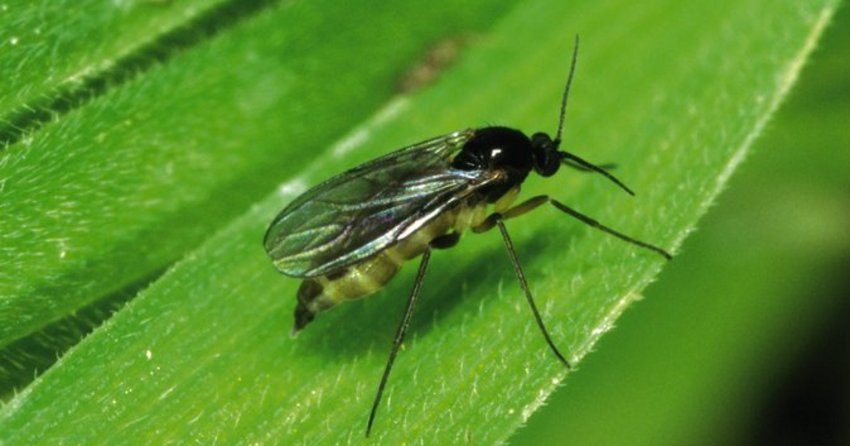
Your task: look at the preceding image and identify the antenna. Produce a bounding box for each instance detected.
[561,151,635,196]
[554,34,580,144]
[555,35,636,197]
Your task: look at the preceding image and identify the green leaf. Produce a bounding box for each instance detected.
[0,0,838,444]
[0,0,515,355]
[1,0,229,117]
[512,6,850,442]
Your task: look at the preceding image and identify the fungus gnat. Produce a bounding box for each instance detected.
[263,36,672,436]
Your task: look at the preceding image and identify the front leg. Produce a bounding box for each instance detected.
[473,195,671,260]
[472,195,550,233]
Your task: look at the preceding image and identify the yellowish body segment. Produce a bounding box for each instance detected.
[293,186,520,330]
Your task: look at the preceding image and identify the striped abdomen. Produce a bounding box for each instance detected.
[292,187,520,332]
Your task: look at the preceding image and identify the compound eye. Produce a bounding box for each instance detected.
[530,132,555,150]
[530,133,560,176]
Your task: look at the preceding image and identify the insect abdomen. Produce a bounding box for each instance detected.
[292,189,517,333]
[294,249,405,332]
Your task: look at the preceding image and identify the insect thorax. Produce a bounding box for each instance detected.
[452,126,534,201]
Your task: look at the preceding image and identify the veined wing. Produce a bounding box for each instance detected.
[263,129,497,278]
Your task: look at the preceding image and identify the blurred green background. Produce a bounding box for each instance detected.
[1,0,846,444]
[512,5,850,445]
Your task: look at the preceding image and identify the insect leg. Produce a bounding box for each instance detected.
[366,248,432,437]
[473,195,550,233]
[496,219,571,368]
[548,198,672,260]
[475,195,672,260]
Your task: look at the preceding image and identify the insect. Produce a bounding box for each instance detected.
[263,36,672,436]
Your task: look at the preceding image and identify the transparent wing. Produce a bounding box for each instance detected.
[264,129,496,278]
